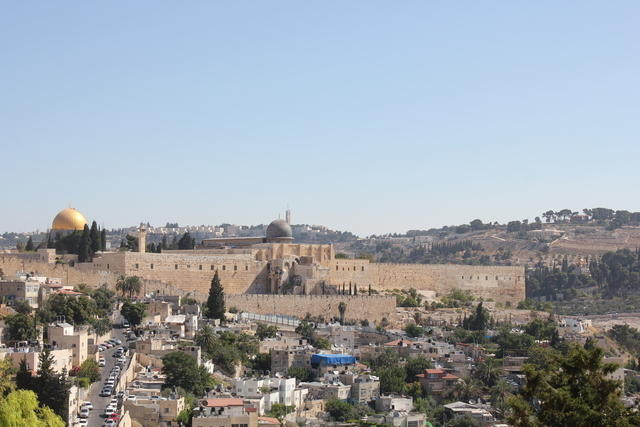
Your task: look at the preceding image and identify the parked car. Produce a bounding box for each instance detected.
[100,387,112,397]
[79,408,90,418]
[81,401,93,410]
[99,358,106,367]
[78,419,88,426]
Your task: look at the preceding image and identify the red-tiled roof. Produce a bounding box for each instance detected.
[203,398,244,407]
[425,369,445,374]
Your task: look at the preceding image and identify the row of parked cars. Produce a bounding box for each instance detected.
[97,338,123,352]
[77,401,93,425]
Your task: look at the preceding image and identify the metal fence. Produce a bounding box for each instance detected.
[239,312,301,327]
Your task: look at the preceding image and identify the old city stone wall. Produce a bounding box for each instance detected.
[224,294,396,323]
[328,260,524,306]
[78,252,269,295]
[369,263,525,306]
[1,250,525,306]
[0,253,119,288]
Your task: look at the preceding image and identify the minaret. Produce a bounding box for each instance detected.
[138,223,147,253]
[285,209,291,225]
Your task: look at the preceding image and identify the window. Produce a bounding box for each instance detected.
[234,265,238,271]
[175,264,178,270]
[336,266,339,271]
[362,266,365,271]
[496,276,499,280]
[222,265,226,271]
[187,265,190,269]
[135,263,139,269]
[107,264,109,269]
[211,265,215,270]
[461,276,464,279]
[150,264,154,269]
[199,265,202,270]
[245,265,249,271]
[485,276,488,280]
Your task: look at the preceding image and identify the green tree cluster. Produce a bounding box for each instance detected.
[5,313,37,342]
[255,322,278,340]
[161,351,213,396]
[115,275,142,298]
[52,220,104,262]
[462,302,491,331]
[120,301,146,327]
[0,390,64,426]
[77,359,101,384]
[16,347,72,422]
[508,344,640,426]
[38,293,98,325]
[195,326,259,374]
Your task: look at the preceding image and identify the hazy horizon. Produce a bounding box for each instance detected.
[2,2,639,236]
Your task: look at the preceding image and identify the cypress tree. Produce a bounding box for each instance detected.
[24,237,34,252]
[100,229,107,251]
[90,221,101,254]
[32,348,70,422]
[47,234,55,249]
[16,357,32,390]
[78,225,91,263]
[206,271,225,321]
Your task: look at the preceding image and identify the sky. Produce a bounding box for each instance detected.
[1,2,639,236]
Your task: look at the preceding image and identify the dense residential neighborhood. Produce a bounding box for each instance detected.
[1,265,640,426]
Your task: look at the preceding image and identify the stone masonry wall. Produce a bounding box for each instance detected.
[369,263,525,306]
[224,294,396,323]
[78,252,269,295]
[1,251,525,306]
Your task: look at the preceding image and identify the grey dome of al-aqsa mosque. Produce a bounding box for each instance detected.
[266,219,293,242]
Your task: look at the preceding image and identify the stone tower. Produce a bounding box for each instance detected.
[138,223,147,253]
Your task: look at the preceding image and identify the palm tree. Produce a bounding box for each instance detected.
[115,275,141,298]
[125,276,141,298]
[449,377,482,402]
[195,324,216,352]
[490,379,513,416]
[474,358,502,388]
[115,275,127,297]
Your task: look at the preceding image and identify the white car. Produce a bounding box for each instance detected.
[79,408,89,418]
[78,419,88,426]
[81,402,93,410]
[103,420,117,427]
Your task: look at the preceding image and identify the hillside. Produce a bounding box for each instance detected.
[339,223,640,267]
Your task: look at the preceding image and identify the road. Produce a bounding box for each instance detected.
[83,314,127,427]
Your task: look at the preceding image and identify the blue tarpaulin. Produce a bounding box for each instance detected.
[311,354,356,366]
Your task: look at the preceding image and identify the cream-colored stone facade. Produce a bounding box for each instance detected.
[0,242,525,306]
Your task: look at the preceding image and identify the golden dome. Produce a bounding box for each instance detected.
[52,208,88,231]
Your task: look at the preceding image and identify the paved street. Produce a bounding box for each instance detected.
[83,314,127,427]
